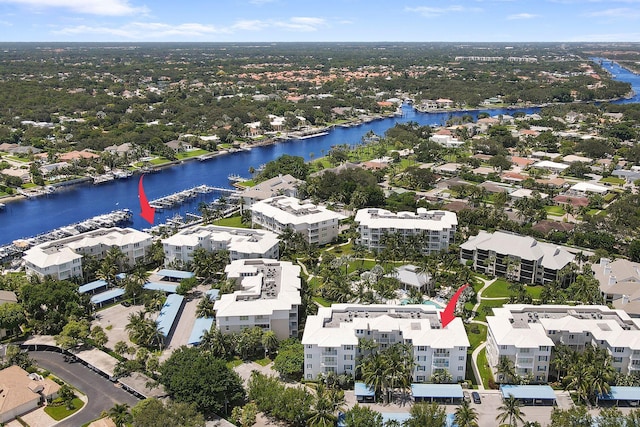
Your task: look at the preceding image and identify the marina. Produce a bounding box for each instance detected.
[148,184,216,211]
[0,209,133,263]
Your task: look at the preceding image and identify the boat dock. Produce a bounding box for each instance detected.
[228,174,248,183]
[148,185,237,211]
[0,209,133,262]
[93,173,115,184]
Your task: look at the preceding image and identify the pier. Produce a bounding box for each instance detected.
[0,209,133,263]
[148,185,239,211]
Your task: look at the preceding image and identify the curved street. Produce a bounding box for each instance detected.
[30,351,139,427]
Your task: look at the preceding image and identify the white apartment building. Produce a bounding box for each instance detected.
[301,304,469,382]
[460,230,574,285]
[23,227,152,280]
[250,196,346,246]
[214,259,301,340]
[487,304,640,383]
[354,208,457,255]
[162,225,279,267]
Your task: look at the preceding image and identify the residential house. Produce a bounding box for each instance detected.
[302,304,469,382]
[0,366,61,423]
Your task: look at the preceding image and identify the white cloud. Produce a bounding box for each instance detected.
[232,16,326,32]
[587,7,640,18]
[405,5,481,17]
[56,21,226,38]
[507,13,538,20]
[0,0,147,16]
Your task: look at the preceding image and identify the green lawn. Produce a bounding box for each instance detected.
[6,155,30,163]
[600,176,625,186]
[44,398,84,420]
[21,183,37,189]
[255,357,272,366]
[481,279,512,298]
[331,242,353,255]
[308,276,323,290]
[465,323,487,350]
[347,259,377,274]
[235,179,256,187]
[313,296,332,307]
[476,348,493,389]
[149,157,171,165]
[215,215,247,228]
[525,285,544,300]
[474,299,508,322]
[176,149,210,159]
[544,205,565,216]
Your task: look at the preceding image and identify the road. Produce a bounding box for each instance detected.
[30,351,139,427]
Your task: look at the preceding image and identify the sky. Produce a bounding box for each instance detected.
[1,0,640,43]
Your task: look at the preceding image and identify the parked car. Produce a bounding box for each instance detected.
[463,391,471,402]
[471,391,481,404]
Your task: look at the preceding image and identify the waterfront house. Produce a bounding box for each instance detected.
[240,174,303,207]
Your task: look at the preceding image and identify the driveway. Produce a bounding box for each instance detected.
[30,351,139,427]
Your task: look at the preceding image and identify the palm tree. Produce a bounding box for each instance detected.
[105,246,129,272]
[200,326,230,358]
[454,400,479,427]
[496,356,517,384]
[361,353,388,402]
[108,403,132,427]
[496,395,526,427]
[307,384,344,427]
[125,311,146,343]
[261,330,279,358]
[96,262,117,287]
[196,295,216,318]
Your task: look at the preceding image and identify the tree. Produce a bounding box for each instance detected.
[496,356,517,384]
[261,330,279,357]
[90,325,108,348]
[0,302,25,336]
[342,404,383,427]
[273,339,304,380]
[549,406,592,427]
[58,384,75,410]
[307,383,344,427]
[159,346,245,415]
[196,295,216,318]
[405,402,447,427]
[496,395,526,427]
[131,398,205,427]
[454,399,479,427]
[108,403,133,427]
[54,317,91,350]
[231,402,258,427]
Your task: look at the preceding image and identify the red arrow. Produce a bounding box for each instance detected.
[138,175,155,225]
[440,283,469,328]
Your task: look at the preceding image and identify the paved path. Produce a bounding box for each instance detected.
[30,351,139,427]
[468,277,496,390]
[471,342,488,391]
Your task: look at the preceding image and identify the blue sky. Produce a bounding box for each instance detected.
[1,0,640,42]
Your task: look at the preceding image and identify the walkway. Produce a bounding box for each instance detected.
[469,277,496,391]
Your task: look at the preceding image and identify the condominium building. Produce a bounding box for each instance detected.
[240,174,302,207]
[214,259,301,340]
[301,304,469,382]
[250,196,346,246]
[592,258,640,317]
[354,208,457,254]
[459,230,574,285]
[162,225,279,266]
[487,304,640,383]
[23,227,152,280]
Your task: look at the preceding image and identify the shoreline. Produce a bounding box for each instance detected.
[0,95,631,207]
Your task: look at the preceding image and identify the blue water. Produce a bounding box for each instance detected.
[1,58,638,245]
